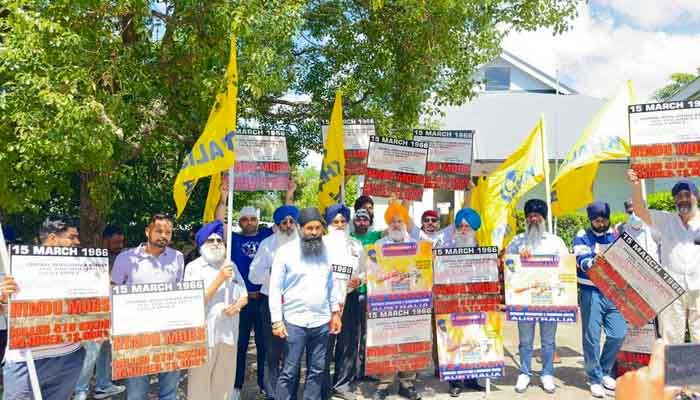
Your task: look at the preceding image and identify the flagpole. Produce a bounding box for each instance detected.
[226,166,234,263]
[541,115,554,233]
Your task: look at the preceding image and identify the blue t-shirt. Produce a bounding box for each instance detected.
[231,227,273,292]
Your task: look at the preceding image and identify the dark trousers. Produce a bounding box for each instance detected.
[356,291,368,379]
[262,296,296,399]
[323,291,360,397]
[277,323,330,400]
[235,294,267,390]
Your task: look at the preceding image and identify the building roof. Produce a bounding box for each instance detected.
[499,50,577,95]
[439,91,606,161]
[668,76,700,101]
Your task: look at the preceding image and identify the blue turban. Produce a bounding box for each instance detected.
[325,204,351,224]
[586,201,610,221]
[454,208,481,231]
[273,205,299,225]
[195,220,224,248]
[672,179,699,197]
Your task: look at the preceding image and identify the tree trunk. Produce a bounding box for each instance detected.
[79,172,108,248]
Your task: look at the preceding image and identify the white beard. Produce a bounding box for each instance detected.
[453,232,477,247]
[388,227,408,242]
[526,221,546,247]
[201,244,226,266]
[277,228,298,247]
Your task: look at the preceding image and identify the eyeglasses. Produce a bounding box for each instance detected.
[205,238,224,244]
[423,218,438,223]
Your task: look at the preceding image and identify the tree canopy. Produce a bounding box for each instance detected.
[653,69,700,101]
[0,0,579,244]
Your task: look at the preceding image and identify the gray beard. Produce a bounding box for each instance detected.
[454,233,477,247]
[526,222,546,247]
[677,202,698,217]
[301,236,324,257]
[277,229,297,247]
[201,244,226,266]
[389,228,407,242]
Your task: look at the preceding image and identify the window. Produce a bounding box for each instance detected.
[485,67,511,91]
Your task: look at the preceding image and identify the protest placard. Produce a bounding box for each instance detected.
[365,240,433,375]
[413,129,474,190]
[111,280,207,379]
[363,136,428,201]
[435,312,504,380]
[590,232,685,328]
[323,119,375,176]
[8,245,111,349]
[504,254,578,323]
[223,128,289,191]
[629,100,700,178]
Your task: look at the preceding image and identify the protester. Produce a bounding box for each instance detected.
[573,201,627,398]
[372,202,421,400]
[219,183,295,400]
[73,225,127,400]
[2,216,86,400]
[506,199,569,394]
[269,207,342,400]
[111,213,185,400]
[323,204,364,400]
[614,200,635,236]
[616,198,660,260]
[185,220,248,400]
[184,222,203,266]
[351,196,382,380]
[249,204,300,399]
[435,207,485,396]
[627,170,700,344]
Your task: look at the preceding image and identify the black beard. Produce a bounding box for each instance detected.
[592,224,610,234]
[300,235,323,257]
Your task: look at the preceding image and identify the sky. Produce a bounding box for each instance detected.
[503,0,700,100]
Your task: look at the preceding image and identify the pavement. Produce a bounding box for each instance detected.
[241,319,603,400]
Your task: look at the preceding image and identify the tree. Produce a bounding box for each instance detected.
[0,0,579,244]
[653,69,700,101]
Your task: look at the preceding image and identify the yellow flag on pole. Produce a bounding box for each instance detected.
[318,91,345,215]
[202,173,222,223]
[173,36,238,217]
[551,81,635,216]
[470,117,548,248]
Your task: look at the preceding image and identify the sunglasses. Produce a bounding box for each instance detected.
[423,218,438,223]
[205,238,224,244]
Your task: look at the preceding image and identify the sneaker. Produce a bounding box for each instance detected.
[541,375,556,394]
[230,389,241,400]
[397,386,422,400]
[94,384,126,399]
[73,392,88,400]
[515,374,530,393]
[332,390,357,400]
[590,383,606,398]
[602,375,616,391]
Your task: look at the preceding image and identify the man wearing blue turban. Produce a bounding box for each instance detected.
[184,221,248,400]
[322,204,364,400]
[249,204,300,399]
[506,199,569,395]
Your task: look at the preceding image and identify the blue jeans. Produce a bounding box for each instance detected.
[277,323,329,400]
[3,347,86,400]
[127,371,180,400]
[75,341,114,393]
[518,321,557,377]
[580,287,628,384]
[236,296,266,391]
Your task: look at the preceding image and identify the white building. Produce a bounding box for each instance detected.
[371,51,680,229]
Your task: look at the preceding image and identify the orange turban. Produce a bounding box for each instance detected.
[384,202,410,225]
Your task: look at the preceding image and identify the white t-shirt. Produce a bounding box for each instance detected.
[184,257,247,348]
[650,210,700,291]
[323,231,364,301]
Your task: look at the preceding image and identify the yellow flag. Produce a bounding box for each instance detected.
[551,81,635,216]
[173,36,238,217]
[470,117,548,248]
[202,173,222,223]
[318,91,345,215]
